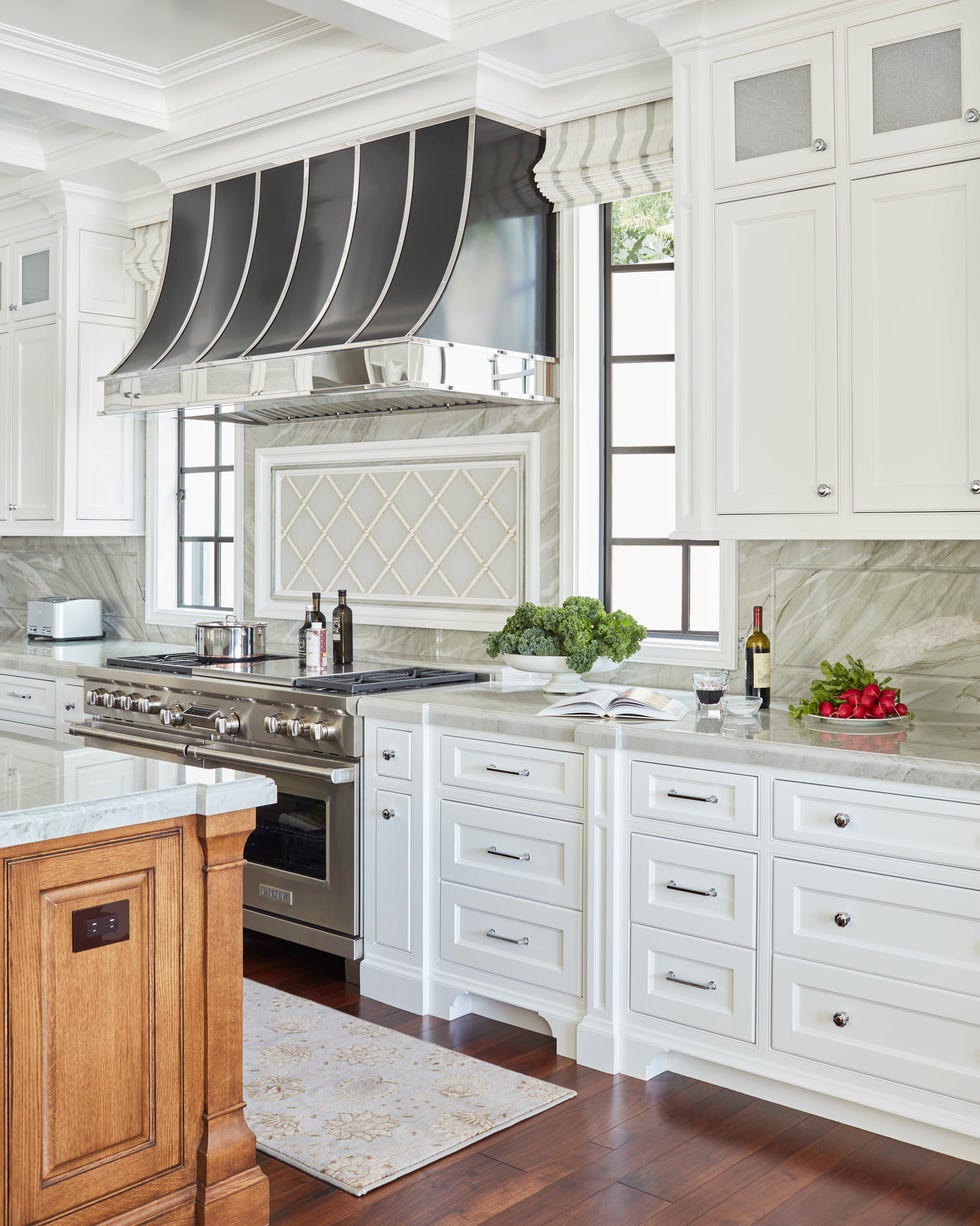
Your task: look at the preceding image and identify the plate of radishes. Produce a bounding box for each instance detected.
[788,655,912,729]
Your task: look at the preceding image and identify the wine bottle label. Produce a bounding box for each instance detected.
[332,615,341,642]
[304,627,325,667]
[749,650,771,687]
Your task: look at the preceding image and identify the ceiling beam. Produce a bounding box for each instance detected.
[274,0,450,50]
[0,119,44,174]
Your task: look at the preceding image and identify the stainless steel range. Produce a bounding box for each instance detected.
[71,654,483,972]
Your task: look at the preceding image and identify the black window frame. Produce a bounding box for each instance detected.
[176,408,235,611]
[601,202,719,642]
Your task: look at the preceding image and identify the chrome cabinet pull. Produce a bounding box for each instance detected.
[833,812,851,828]
[7,690,32,700]
[667,788,718,804]
[833,1010,850,1028]
[381,749,397,761]
[64,702,76,712]
[816,483,833,497]
[486,928,529,946]
[965,107,979,123]
[487,846,531,862]
[666,970,717,991]
[486,764,530,777]
[970,480,980,494]
[812,137,828,152]
[381,808,395,820]
[834,911,852,928]
[666,879,718,898]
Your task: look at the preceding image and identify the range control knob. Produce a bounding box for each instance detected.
[215,712,241,736]
[86,688,108,707]
[104,691,127,710]
[309,721,338,742]
[161,705,185,727]
[285,718,307,738]
[136,696,162,715]
[119,694,136,712]
[264,714,286,735]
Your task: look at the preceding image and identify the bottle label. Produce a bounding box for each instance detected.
[750,650,771,688]
[332,615,341,642]
[304,627,325,667]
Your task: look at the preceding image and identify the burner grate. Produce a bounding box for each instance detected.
[293,667,482,695]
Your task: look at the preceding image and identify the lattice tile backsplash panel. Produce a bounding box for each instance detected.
[257,436,540,627]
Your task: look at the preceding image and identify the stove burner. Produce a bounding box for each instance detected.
[105,651,293,674]
[293,667,482,695]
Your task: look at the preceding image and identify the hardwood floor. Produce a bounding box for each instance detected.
[244,934,980,1225]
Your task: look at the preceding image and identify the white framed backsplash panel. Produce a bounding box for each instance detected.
[255,434,541,630]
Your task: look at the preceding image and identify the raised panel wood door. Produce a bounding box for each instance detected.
[714,185,839,515]
[6,830,184,1225]
[851,161,980,511]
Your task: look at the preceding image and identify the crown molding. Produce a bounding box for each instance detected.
[159,16,330,86]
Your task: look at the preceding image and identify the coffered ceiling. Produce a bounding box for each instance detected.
[0,0,669,222]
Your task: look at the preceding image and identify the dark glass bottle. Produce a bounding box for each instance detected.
[310,592,328,632]
[332,589,353,665]
[745,604,771,709]
[297,606,313,662]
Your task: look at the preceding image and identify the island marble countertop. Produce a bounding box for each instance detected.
[0,730,276,849]
[357,682,980,794]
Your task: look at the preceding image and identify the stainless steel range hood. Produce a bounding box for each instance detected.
[102,114,556,423]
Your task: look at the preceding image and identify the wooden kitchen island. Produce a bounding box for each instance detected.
[0,732,276,1226]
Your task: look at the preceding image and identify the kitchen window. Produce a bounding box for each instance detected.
[144,407,242,626]
[560,196,737,668]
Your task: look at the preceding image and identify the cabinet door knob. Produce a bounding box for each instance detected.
[970,480,980,494]
[381,807,395,820]
[8,303,16,312]
[64,702,76,712]
[834,911,851,928]
[816,483,833,498]
[965,107,980,123]
[812,137,828,152]
[7,503,15,511]
[833,1010,850,1028]
[381,749,396,761]
[833,812,851,828]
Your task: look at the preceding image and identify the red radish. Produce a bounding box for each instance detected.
[871,703,886,718]
[851,706,868,718]
[858,694,876,709]
[837,703,854,718]
[880,696,896,714]
[862,683,881,700]
[840,689,862,703]
[895,702,909,716]
[819,701,835,717]
[880,688,898,703]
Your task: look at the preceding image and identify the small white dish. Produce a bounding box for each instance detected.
[721,694,764,717]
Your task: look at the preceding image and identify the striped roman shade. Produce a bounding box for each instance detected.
[533,99,673,209]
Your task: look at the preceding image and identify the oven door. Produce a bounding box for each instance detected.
[190,745,360,954]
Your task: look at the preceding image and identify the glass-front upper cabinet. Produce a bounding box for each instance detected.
[712,34,836,188]
[847,0,980,162]
[8,233,58,321]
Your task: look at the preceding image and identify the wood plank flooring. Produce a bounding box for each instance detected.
[244,934,980,1225]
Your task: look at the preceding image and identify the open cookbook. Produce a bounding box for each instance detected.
[539,687,689,721]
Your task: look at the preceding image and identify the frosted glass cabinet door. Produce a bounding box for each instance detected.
[851,162,980,512]
[712,35,836,187]
[714,186,838,515]
[10,233,58,321]
[847,1,980,162]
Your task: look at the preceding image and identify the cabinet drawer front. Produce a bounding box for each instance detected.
[630,760,757,834]
[631,834,757,948]
[440,882,582,996]
[440,736,584,809]
[772,956,980,1105]
[0,673,55,720]
[773,859,980,998]
[773,779,980,868]
[629,926,756,1042]
[441,800,582,909]
[373,726,413,781]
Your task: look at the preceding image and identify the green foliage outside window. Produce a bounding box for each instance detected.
[611,192,674,264]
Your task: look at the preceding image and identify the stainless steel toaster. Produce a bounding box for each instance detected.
[27,597,103,641]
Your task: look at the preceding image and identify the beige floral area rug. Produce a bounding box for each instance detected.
[242,979,575,1196]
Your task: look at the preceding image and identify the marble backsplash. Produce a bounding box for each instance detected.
[0,527,976,713]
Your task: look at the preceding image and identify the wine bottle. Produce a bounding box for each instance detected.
[745,604,771,709]
[310,592,328,633]
[332,589,353,665]
[297,607,313,663]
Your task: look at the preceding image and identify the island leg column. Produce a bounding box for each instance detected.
[194,808,270,1225]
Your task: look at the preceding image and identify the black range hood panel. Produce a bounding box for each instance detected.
[106,114,556,418]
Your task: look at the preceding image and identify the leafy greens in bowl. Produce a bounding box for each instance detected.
[484,597,646,676]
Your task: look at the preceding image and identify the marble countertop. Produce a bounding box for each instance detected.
[0,729,276,849]
[0,637,182,678]
[357,682,980,794]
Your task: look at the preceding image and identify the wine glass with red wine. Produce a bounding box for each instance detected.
[692,669,730,711]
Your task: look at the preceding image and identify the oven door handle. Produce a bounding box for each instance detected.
[68,723,197,757]
[188,744,356,784]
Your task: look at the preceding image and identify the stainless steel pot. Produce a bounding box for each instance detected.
[195,614,267,661]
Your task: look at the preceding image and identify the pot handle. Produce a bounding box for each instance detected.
[224,613,237,626]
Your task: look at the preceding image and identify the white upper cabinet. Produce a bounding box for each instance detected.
[714,186,838,515]
[851,160,980,512]
[0,323,59,526]
[847,1,980,163]
[712,34,836,187]
[8,233,59,322]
